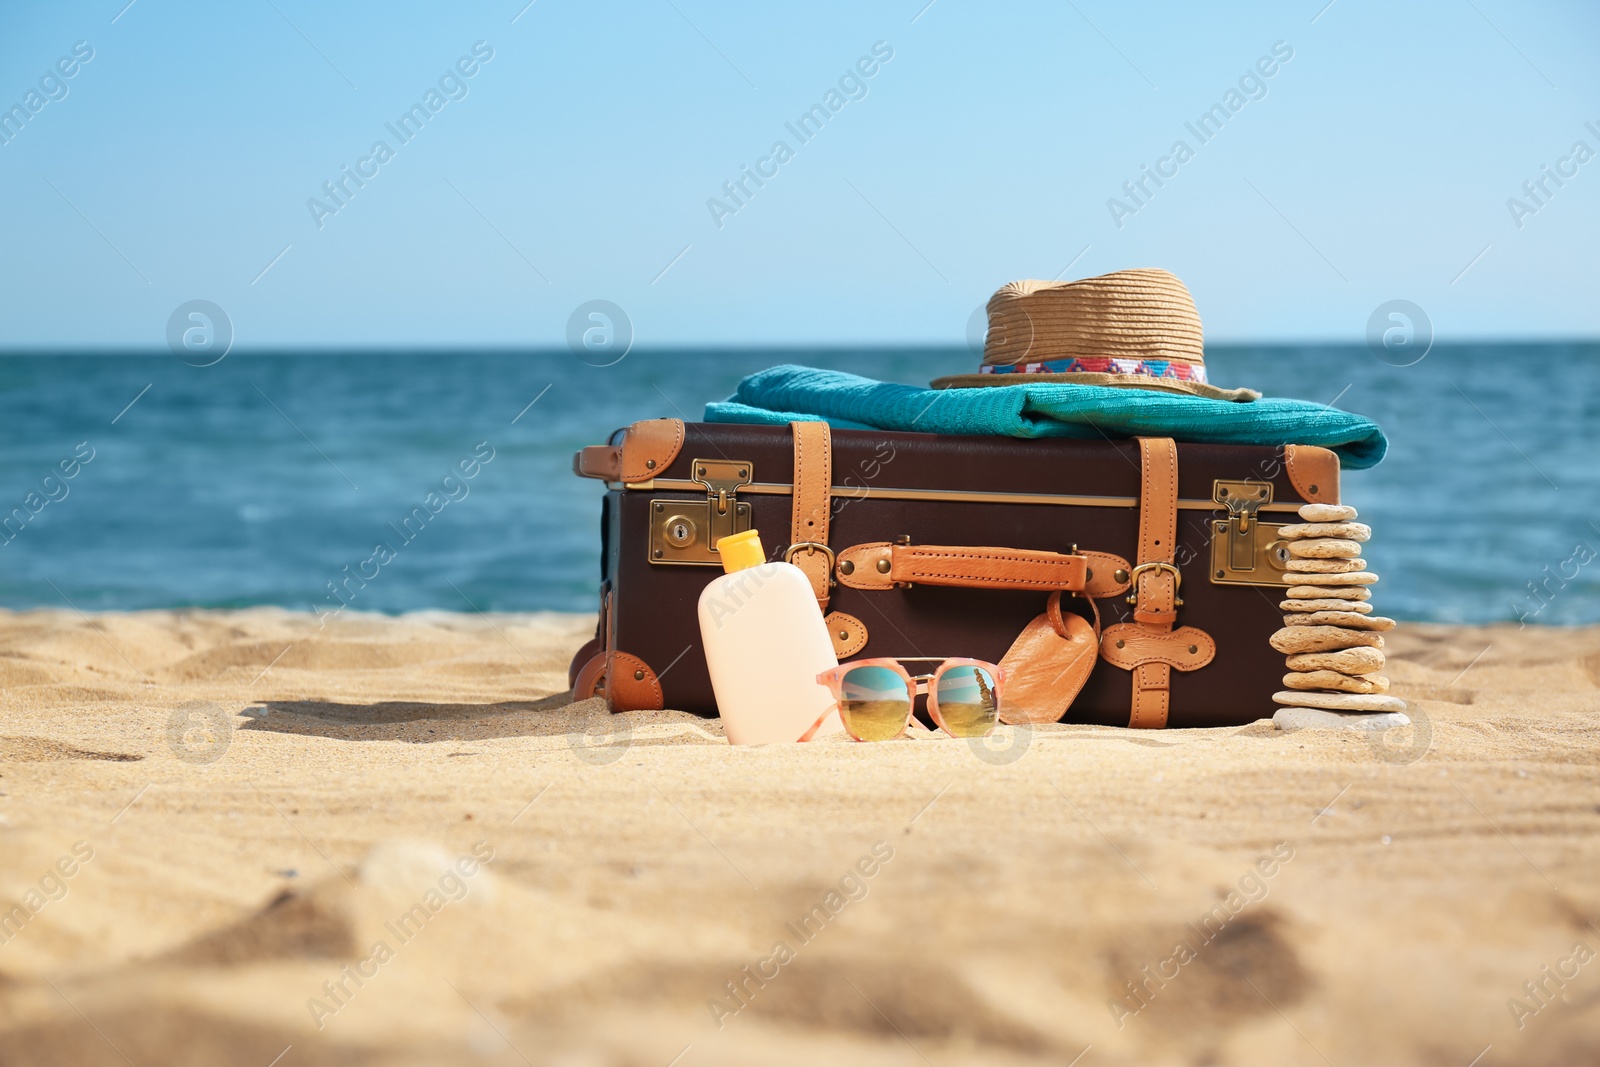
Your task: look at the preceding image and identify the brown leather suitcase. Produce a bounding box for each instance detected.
[569,418,1344,729]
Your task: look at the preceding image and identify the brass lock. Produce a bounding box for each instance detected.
[648,458,752,565]
[662,514,697,548]
[1208,479,1292,587]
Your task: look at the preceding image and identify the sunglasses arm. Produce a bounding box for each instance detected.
[797,704,837,743]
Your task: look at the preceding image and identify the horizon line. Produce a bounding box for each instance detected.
[2,337,1598,356]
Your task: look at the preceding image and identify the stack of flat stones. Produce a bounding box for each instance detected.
[1268,503,1409,731]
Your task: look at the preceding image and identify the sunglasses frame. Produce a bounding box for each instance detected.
[806,657,1006,742]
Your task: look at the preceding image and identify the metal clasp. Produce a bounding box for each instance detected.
[1214,480,1271,536]
[1209,479,1292,586]
[693,459,753,549]
[1125,561,1184,607]
[648,458,753,566]
[784,540,836,577]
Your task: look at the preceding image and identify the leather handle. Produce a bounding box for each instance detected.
[836,543,1133,597]
[574,444,622,480]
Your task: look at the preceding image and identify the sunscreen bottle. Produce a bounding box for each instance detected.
[697,530,843,744]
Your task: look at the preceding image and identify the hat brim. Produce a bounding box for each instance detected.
[928,371,1260,403]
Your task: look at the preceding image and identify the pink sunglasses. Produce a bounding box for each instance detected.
[803,657,1005,742]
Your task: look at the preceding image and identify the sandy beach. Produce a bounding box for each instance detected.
[1,607,1597,1066]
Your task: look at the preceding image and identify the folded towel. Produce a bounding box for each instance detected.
[704,365,1388,469]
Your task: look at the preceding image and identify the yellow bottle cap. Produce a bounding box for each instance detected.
[716,529,765,573]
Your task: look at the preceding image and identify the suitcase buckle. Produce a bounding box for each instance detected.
[1125,561,1184,608]
[784,541,837,583]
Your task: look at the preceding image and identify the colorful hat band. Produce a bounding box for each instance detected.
[978,357,1209,384]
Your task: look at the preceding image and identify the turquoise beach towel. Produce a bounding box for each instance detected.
[705,365,1388,469]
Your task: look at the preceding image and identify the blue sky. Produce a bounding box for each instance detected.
[1,0,1596,348]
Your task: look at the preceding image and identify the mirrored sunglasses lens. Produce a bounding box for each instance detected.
[934,665,999,737]
[837,665,910,741]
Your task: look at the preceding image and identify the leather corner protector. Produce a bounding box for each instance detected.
[836,543,893,589]
[606,651,665,711]
[1284,444,1341,505]
[1099,624,1216,672]
[568,636,603,688]
[825,611,868,658]
[572,652,607,701]
[1082,552,1133,598]
[620,418,686,484]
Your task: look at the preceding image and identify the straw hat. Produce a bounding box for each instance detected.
[931,269,1259,402]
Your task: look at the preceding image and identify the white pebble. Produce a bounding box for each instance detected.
[1273,707,1411,732]
[1299,504,1358,521]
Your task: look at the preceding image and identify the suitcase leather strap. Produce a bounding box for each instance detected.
[788,420,834,610]
[1131,436,1179,625]
[1101,437,1214,729]
[1048,588,1100,639]
[834,543,1132,598]
[786,421,868,658]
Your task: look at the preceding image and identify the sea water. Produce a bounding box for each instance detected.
[0,345,1594,625]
